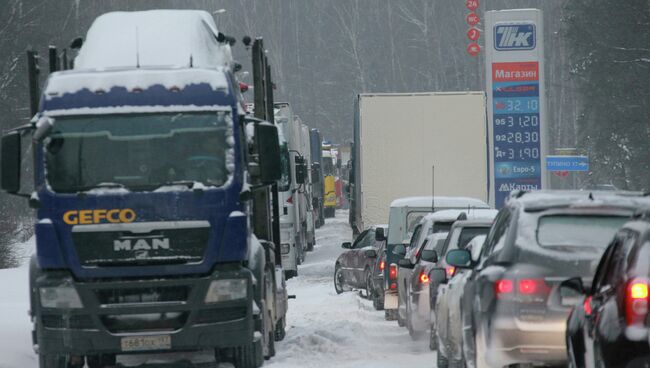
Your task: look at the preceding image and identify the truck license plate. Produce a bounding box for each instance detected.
[121,335,171,352]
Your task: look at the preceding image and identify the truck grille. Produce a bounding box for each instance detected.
[96,286,190,306]
[101,312,189,333]
[71,221,210,267]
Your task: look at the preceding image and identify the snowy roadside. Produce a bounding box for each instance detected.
[0,212,434,367]
[266,211,434,368]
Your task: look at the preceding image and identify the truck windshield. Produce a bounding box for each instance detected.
[44,112,232,193]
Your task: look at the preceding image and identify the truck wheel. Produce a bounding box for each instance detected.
[233,342,262,368]
[437,351,449,368]
[86,354,116,368]
[274,316,286,341]
[266,330,276,359]
[39,355,83,368]
[334,264,345,294]
[364,269,373,300]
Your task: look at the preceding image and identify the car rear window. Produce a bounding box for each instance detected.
[458,227,491,249]
[429,221,453,235]
[537,215,629,249]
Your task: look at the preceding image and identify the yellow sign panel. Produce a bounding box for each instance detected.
[63,209,136,225]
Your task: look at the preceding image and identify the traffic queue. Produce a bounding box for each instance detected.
[335,190,650,367]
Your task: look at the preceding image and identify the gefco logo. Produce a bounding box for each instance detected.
[494,24,536,51]
[63,209,136,225]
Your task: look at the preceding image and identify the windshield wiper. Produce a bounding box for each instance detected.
[157,180,196,189]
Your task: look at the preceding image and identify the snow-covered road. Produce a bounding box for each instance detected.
[0,211,434,367]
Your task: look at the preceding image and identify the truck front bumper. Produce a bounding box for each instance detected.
[33,265,254,356]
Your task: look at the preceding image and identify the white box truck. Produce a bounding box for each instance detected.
[349,92,489,235]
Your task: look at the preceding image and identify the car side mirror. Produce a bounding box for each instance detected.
[393,244,406,256]
[445,249,473,269]
[364,249,377,258]
[428,268,447,284]
[375,227,386,242]
[253,123,281,184]
[341,242,352,249]
[420,250,438,263]
[1,131,21,194]
[398,258,414,269]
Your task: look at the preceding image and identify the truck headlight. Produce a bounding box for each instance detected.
[205,279,247,303]
[39,286,83,309]
[281,243,291,254]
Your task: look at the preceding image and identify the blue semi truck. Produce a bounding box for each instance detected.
[0,10,287,368]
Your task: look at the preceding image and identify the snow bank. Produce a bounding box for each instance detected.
[74,10,233,70]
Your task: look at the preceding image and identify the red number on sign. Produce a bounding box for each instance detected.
[467,43,481,56]
[466,0,479,11]
[466,12,480,26]
[467,28,481,41]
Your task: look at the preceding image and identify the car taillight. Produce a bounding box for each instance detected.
[495,279,514,297]
[389,264,397,280]
[390,283,397,290]
[419,271,430,284]
[519,279,542,294]
[379,260,385,271]
[626,278,648,326]
[445,266,456,278]
[583,295,593,316]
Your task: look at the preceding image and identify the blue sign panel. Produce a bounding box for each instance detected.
[492,61,542,207]
[494,24,536,51]
[546,156,589,172]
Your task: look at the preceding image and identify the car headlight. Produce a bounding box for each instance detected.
[281,243,291,254]
[39,286,83,309]
[205,279,248,303]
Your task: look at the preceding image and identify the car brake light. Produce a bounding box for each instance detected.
[583,295,593,316]
[419,271,430,284]
[286,196,293,204]
[379,260,385,271]
[519,279,539,294]
[389,264,397,280]
[390,283,397,290]
[445,266,456,278]
[626,278,648,326]
[495,279,514,296]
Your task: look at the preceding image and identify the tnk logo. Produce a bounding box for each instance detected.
[494,24,536,50]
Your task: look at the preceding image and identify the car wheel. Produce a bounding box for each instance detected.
[334,264,345,294]
[364,268,374,299]
[437,351,449,368]
[407,301,424,340]
[429,324,437,351]
[274,316,286,342]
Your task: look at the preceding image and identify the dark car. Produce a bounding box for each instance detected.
[445,191,650,368]
[563,214,650,367]
[334,225,387,296]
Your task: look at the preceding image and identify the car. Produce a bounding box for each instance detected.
[397,209,497,330]
[369,235,388,311]
[434,234,486,362]
[397,232,449,338]
[334,225,387,296]
[563,212,650,367]
[445,190,650,368]
[383,197,490,321]
[430,219,496,355]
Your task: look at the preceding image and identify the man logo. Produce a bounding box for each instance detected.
[494,24,536,51]
[114,237,170,251]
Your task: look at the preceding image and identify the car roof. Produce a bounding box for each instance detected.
[389,196,490,209]
[508,190,650,212]
[421,208,498,223]
[451,219,494,228]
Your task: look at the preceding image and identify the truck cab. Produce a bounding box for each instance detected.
[1,10,286,368]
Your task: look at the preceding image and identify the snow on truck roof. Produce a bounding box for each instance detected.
[44,68,230,100]
[389,196,490,209]
[75,10,233,70]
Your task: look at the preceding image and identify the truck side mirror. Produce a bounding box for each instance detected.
[294,155,307,184]
[1,131,22,194]
[254,123,281,184]
[375,227,386,242]
[311,162,320,183]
